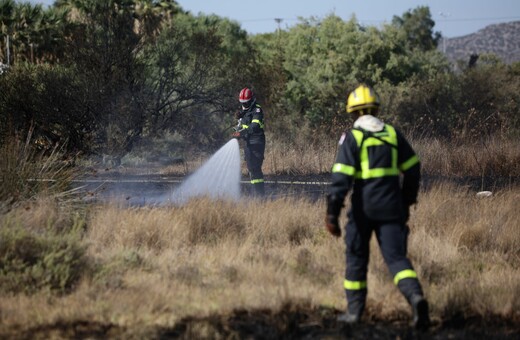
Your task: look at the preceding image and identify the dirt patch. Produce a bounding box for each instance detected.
[0,320,121,340]
[3,305,518,339]
[160,305,519,339]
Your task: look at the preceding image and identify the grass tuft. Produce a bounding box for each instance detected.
[0,130,76,212]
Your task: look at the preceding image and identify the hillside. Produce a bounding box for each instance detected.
[443,21,520,64]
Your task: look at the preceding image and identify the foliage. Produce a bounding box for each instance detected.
[0,1,518,160]
[277,14,448,127]
[0,63,92,152]
[141,13,257,146]
[0,0,71,64]
[58,0,149,159]
[393,59,520,139]
[391,6,441,51]
[249,30,288,111]
[0,216,87,294]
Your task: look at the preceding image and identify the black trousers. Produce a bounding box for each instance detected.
[344,208,423,313]
[244,142,265,196]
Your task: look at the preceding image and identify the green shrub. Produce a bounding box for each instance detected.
[0,63,93,152]
[0,219,88,295]
[390,62,520,139]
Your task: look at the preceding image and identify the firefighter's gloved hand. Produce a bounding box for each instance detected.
[325,214,341,237]
[234,111,243,119]
[232,131,241,139]
[403,205,410,223]
[403,202,415,223]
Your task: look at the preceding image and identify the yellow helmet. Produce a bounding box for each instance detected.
[346,84,380,114]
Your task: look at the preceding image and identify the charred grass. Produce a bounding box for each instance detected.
[0,184,519,338]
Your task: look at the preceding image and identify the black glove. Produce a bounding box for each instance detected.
[402,197,416,224]
[325,214,341,237]
[325,194,344,238]
[235,111,244,119]
[326,194,344,216]
[403,205,410,223]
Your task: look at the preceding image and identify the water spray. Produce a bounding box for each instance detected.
[159,138,242,205]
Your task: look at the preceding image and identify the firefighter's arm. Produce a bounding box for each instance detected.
[325,195,342,237]
[248,107,264,134]
[397,130,421,206]
[326,132,357,237]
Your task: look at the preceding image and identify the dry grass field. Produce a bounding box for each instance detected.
[0,183,519,338]
[0,134,519,338]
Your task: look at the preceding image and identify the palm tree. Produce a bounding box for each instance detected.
[133,0,179,38]
[0,1,44,64]
[36,6,72,63]
[0,0,15,64]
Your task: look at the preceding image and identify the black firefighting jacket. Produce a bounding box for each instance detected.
[237,101,265,145]
[328,117,420,221]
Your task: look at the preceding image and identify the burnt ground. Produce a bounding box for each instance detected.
[72,171,519,206]
[2,304,519,339]
[71,173,334,206]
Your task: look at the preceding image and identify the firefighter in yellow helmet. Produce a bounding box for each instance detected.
[326,84,430,329]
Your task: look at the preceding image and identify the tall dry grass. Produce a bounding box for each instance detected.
[159,133,339,177]
[0,184,518,334]
[158,133,520,180]
[414,137,520,179]
[0,130,76,213]
[263,132,338,175]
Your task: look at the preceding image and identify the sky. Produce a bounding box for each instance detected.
[28,0,520,38]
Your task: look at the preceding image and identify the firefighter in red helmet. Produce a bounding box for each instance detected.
[232,87,266,196]
[326,84,430,330]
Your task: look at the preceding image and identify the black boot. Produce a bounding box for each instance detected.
[337,311,361,324]
[253,182,265,197]
[337,300,364,324]
[411,294,430,330]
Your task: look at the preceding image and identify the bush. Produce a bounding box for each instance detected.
[391,62,520,139]
[0,63,93,153]
[0,218,88,295]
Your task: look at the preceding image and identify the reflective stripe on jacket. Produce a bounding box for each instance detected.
[329,123,420,220]
[239,103,265,145]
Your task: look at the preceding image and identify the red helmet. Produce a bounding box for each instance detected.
[238,87,255,109]
[239,87,254,108]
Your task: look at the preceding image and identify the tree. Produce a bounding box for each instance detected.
[0,0,15,64]
[278,12,448,129]
[0,0,44,64]
[282,15,360,125]
[392,6,441,51]
[0,0,70,64]
[59,0,148,158]
[133,0,179,38]
[141,13,257,145]
[0,64,93,152]
[32,6,71,63]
